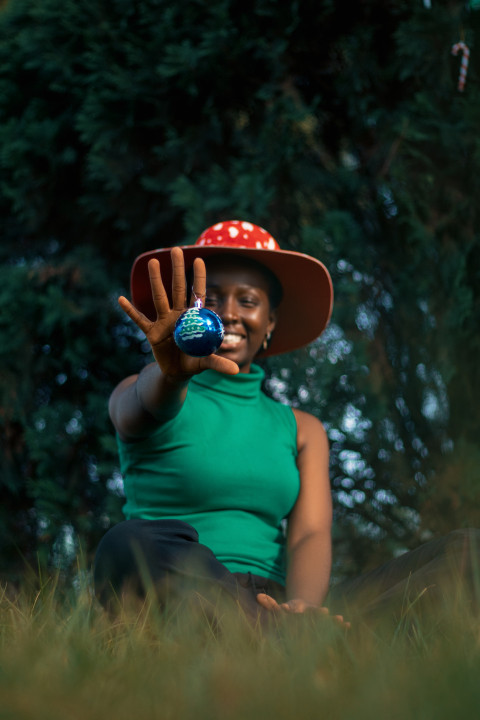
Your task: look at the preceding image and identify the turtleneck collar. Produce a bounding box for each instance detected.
[190,363,265,401]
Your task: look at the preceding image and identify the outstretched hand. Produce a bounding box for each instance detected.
[118,247,239,379]
[256,593,351,628]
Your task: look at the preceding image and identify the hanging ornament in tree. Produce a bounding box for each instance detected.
[174,295,224,357]
[451,41,470,91]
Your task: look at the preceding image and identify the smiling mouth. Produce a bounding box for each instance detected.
[221,332,245,348]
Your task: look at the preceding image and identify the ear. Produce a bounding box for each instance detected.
[267,308,277,337]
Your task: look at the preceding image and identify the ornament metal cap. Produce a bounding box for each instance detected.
[131,220,333,358]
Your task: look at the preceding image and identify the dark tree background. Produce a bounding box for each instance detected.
[1,0,479,583]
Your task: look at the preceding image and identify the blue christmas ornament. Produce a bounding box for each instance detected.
[174,298,224,357]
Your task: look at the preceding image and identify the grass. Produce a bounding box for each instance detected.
[1,570,480,720]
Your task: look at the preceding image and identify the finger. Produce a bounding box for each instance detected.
[280,600,313,613]
[170,247,187,311]
[200,355,239,376]
[256,593,281,612]
[192,257,206,305]
[279,603,298,613]
[331,614,351,629]
[118,296,152,334]
[318,607,351,629]
[147,259,170,318]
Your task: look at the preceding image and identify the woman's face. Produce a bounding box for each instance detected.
[204,257,277,373]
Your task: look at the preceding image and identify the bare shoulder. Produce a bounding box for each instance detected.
[111,374,140,394]
[109,374,139,404]
[291,408,328,452]
[108,374,139,425]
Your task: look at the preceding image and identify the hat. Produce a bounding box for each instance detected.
[130,220,333,358]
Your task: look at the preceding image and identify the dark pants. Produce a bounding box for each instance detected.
[329,528,480,619]
[94,520,480,622]
[94,519,285,623]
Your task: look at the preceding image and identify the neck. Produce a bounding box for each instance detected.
[238,362,252,374]
[191,363,264,400]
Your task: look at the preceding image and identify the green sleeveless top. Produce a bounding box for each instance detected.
[117,364,300,584]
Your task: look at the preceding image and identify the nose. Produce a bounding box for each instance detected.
[220,294,239,324]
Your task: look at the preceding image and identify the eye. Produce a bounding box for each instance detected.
[239,296,259,307]
[205,293,218,307]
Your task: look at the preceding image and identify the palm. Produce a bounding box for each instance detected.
[118,247,238,378]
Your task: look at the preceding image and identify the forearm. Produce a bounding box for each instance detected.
[136,362,190,421]
[110,362,190,440]
[285,530,332,607]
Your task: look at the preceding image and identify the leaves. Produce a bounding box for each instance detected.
[1,0,480,579]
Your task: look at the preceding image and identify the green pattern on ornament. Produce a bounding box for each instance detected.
[179,308,206,341]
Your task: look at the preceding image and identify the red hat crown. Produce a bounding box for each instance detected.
[130,219,333,357]
[196,220,280,250]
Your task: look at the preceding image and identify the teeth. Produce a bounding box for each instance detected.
[222,333,243,344]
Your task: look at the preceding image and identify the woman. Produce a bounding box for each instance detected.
[94,220,480,624]
[94,220,341,622]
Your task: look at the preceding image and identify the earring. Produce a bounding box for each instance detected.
[263,332,272,351]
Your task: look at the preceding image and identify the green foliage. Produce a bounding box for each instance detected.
[0,248,138,578]
[0,0,480,578]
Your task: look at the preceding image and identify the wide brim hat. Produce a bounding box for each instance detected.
[130,220,333,358]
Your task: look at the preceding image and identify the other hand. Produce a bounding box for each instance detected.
[256,593,351,628]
